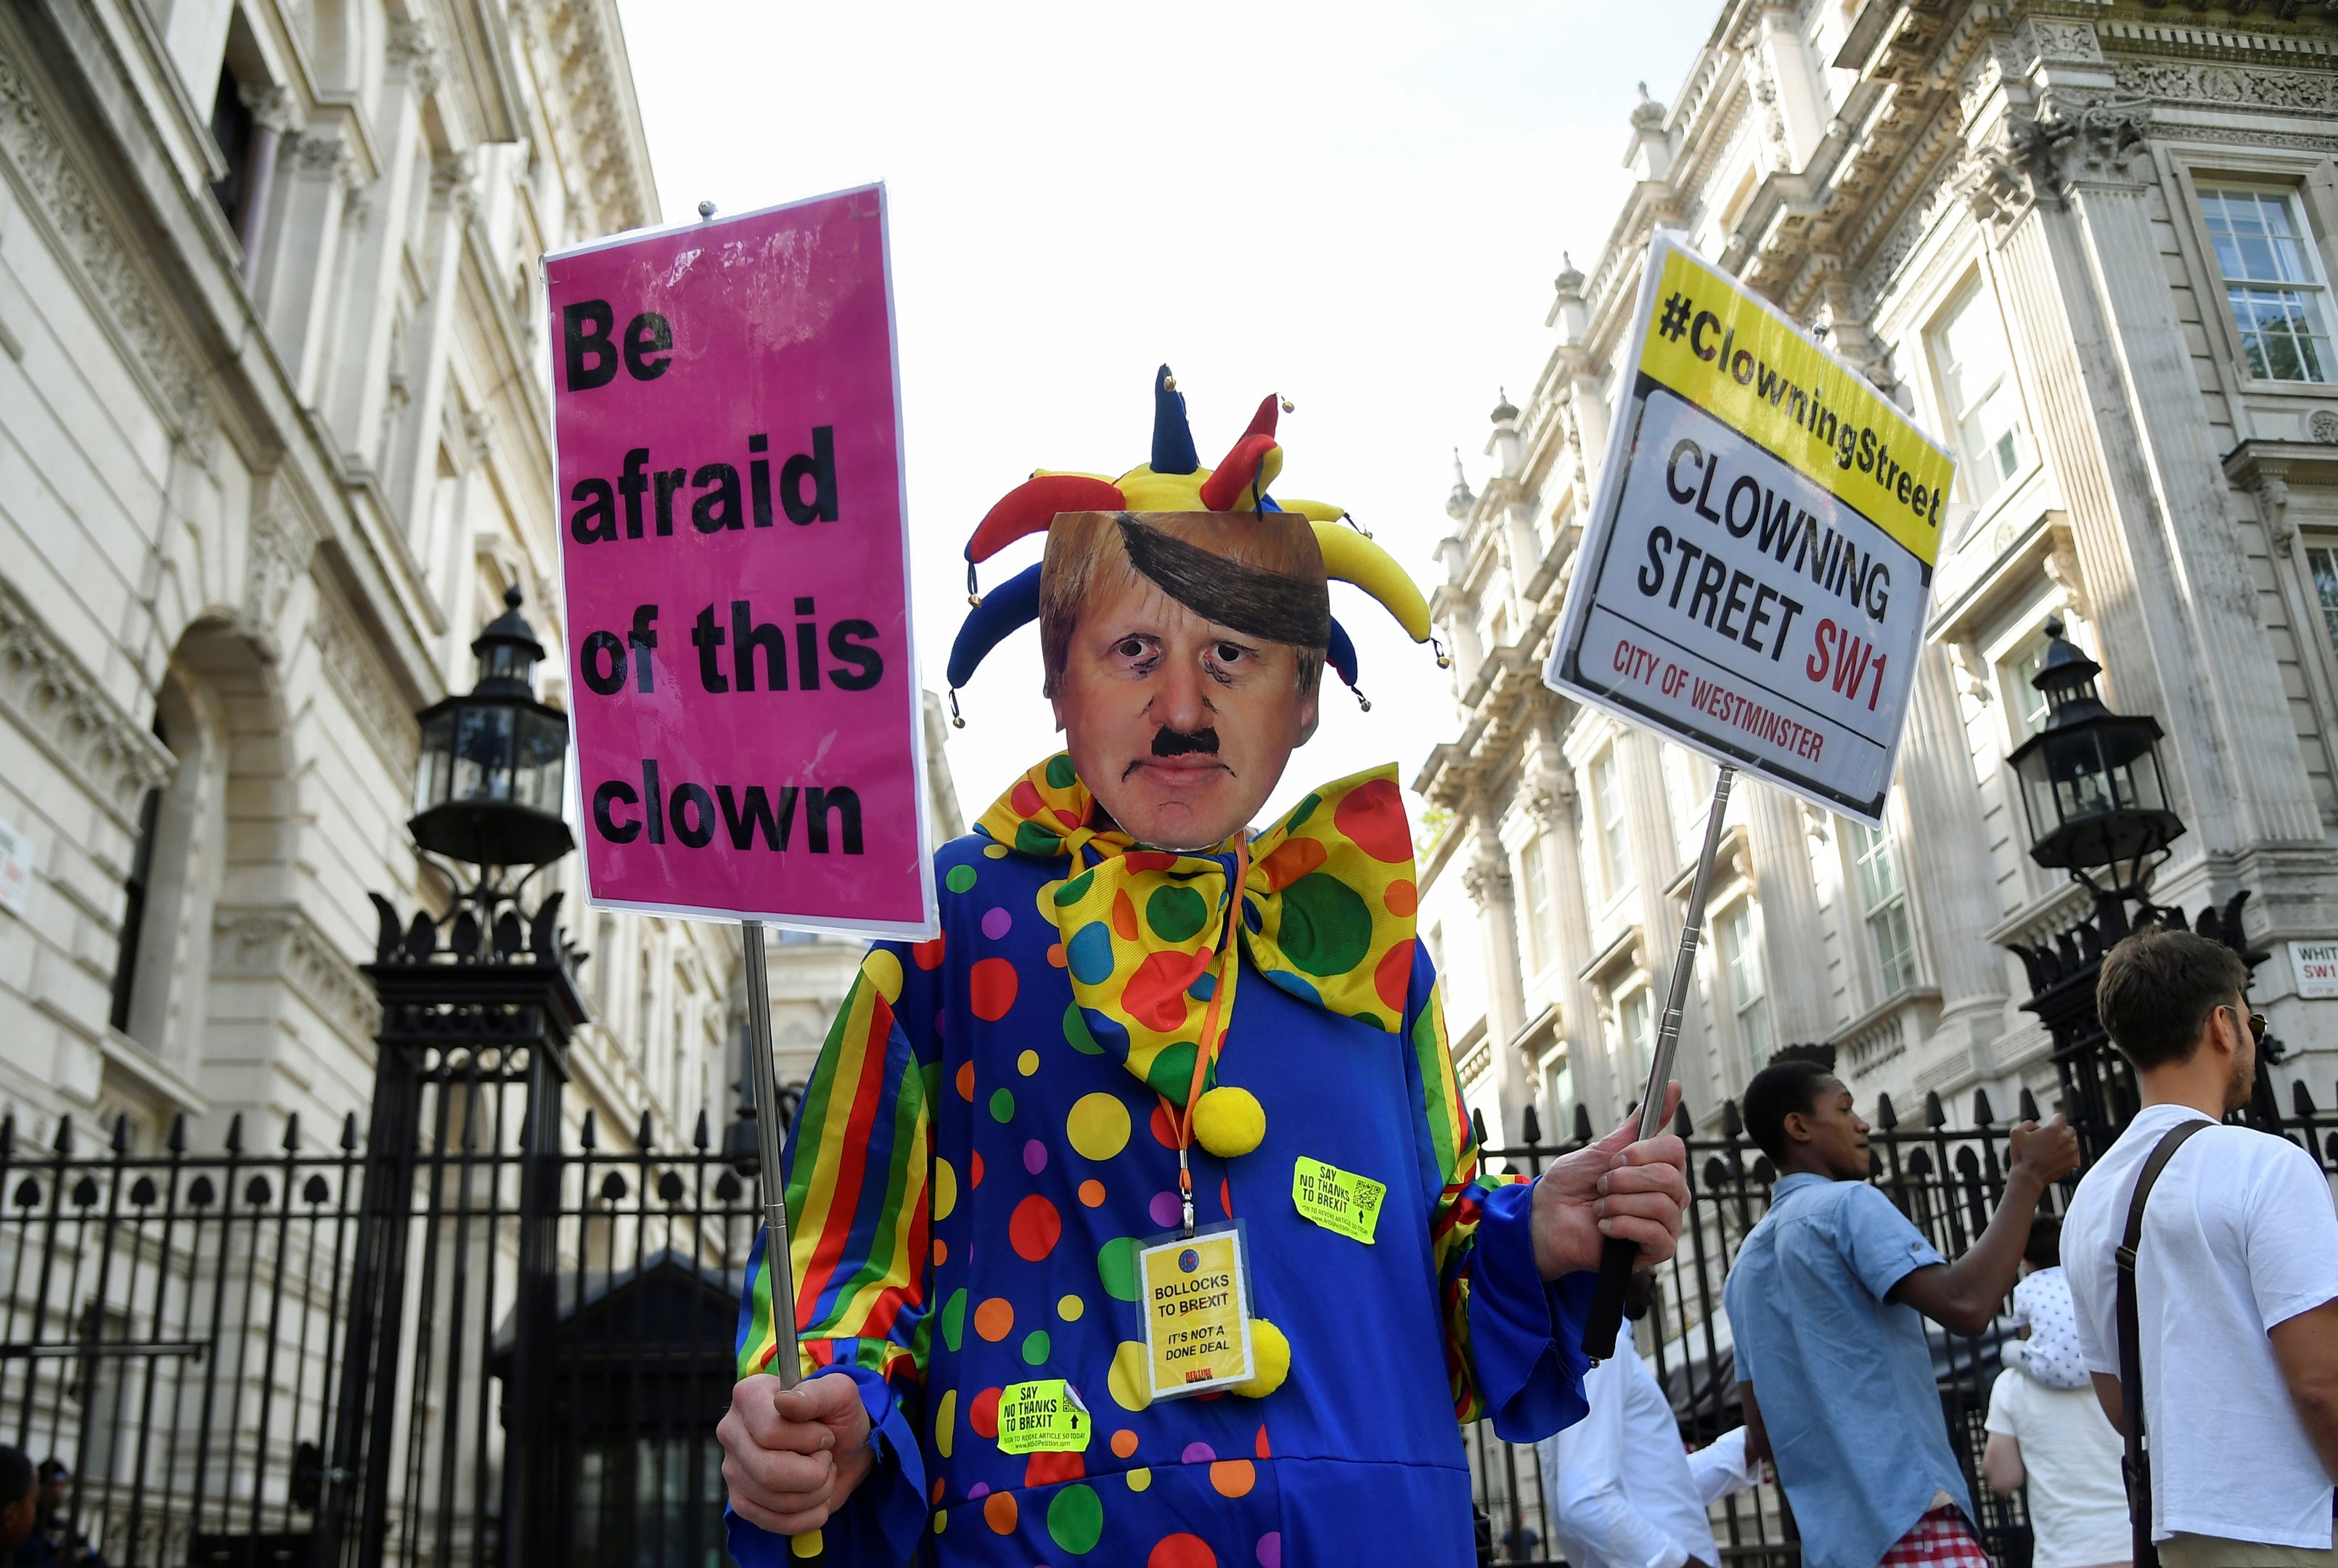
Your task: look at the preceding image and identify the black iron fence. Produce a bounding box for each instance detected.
[0,1095,766,1568]
[9,1063,2337,1568]
[1463,1068,2338,1568]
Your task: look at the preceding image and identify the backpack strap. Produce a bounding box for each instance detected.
[2119,1117,2214,1568]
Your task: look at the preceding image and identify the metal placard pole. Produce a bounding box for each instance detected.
[1581,763,1736,1362]
[741,920,823,1560]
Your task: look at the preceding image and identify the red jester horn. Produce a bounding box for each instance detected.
[1197,394,1283,512]
[963,473,1126,603]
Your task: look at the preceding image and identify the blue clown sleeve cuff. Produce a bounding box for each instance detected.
[722,1361,930,1567]
[1468,1177,1596,1443]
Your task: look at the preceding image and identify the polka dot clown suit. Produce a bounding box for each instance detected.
[727,371,1599,1567]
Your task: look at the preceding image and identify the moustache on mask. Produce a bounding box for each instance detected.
[1123,726,1223,779]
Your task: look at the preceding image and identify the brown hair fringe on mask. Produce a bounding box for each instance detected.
[1038,511,1328,699]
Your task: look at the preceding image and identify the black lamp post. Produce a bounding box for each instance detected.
[2000,617,2270,1158]
[409,585,575,873]
[339,588,588,1568]
[2006,617,2183,902]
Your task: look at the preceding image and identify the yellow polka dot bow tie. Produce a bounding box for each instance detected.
[975,755,1422,1102]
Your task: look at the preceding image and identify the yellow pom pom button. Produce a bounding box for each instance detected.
[1234,1318,1289,1399]
[1192,1087,1264,1158]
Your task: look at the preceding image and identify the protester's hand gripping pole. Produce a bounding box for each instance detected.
[742,920,824,1561]
[1581,764,1736,1363]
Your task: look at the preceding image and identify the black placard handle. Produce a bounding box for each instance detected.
[1577,763,1736,1363]
[1581,1233,1641,1360]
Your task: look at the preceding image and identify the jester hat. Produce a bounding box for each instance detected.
[947,366,1444,722]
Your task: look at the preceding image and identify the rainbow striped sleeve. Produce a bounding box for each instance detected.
[1405,944,1534,1425]
[737,945,933,1402]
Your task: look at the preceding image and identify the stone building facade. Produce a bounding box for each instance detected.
[0,0,960,1164]
[1418,0,2338,1143]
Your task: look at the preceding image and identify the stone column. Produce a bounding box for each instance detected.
[236,88,296,286]
[1754,5,1826,172]
[384,154,476,531]
[1525,719,1596,1132]
[1896,645,2012,1050]
[1463,812,1531,1140]
[1971,78,2322,885]
[2062,170,2322,850]
[253,129,356,397]
[1746,782,1831,1047]
[324,17,435,460]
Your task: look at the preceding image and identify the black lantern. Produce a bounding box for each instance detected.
[410,587,575,870]
[2006,617,2183,899]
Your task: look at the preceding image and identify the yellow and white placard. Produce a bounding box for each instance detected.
[1546,235,1955,825]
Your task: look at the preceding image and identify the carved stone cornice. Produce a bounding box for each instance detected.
[2223,440,2338,552]
[212,902,382,1053]
[0,46,212,458]
[311,591,420,779]
[2114,54,2337,113]
[0,579,176,834]
[541,0,656,234]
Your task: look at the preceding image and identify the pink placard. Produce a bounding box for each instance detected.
[547,185,936,937]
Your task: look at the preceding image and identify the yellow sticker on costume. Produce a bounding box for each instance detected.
[1291,1157,1386,1244]
[1138,1231,1253,1401]
[995,1379,1092,1455]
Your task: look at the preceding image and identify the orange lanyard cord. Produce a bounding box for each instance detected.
[1161,838,1248,1237]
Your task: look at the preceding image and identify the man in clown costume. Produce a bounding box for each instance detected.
[719,368,1691,1568]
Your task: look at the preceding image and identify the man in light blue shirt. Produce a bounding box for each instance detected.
[1722,1058,2077,1568]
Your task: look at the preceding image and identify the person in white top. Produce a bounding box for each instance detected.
[1536,1273,1762,1568]
[1984,1219,2131,1568]
[2061,930,2338,1568]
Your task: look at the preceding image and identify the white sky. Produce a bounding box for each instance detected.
[613,1,1716,833]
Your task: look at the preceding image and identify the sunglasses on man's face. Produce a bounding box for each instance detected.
[2226,1004,2268,1044]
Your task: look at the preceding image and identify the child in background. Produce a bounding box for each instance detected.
[1983,1217,2130,1568]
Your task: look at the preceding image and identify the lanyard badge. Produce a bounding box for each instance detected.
[1136,839,1256,1402]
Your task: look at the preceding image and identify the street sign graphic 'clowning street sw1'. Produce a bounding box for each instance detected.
[1546,234,1955,827]
[547,184,937,939]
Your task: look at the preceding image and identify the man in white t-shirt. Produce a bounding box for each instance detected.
[1985,1220,2130,1568]
[2063,930,2338,1568]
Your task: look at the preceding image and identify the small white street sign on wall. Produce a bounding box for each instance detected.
[2290,939,2338,999]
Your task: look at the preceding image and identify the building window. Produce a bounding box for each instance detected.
[208,69,256,228]
[1852,822,1917,999]
[1589,747,1630,899]
[1545,1059,1577,1144]
[2202,187,2332,384]
[1662,746,1713,862]
[1717,901,1770,1065]
[108,788,163,1035]
[2000,631,2054,743]
[1931,280,2029,505]
[1618,986,1655,1089]
[2305,544,2338,667]
[1519,836,1553,973]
